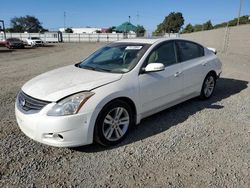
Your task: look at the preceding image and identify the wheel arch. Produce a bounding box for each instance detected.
[200,70,217,99]
[84,94,139,144]
[92,96,138,146]
[99,96,137,125]
[207,70,217,79]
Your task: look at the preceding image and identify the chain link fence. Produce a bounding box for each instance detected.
[0,32,137,43]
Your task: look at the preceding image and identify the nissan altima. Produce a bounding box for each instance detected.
[15,38,222,147]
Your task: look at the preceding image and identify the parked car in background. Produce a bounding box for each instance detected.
[15,38,222,147]
[6,38,25,49]
[0,40,7,47]
[26,37,44,46]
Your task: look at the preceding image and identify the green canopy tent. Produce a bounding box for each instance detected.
[115,22,137,33]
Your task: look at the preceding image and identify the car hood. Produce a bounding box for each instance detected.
[22,65,122,101]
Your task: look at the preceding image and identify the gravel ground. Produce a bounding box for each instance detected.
[0,43,249,187]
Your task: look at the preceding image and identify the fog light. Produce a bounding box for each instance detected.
[43,133,53,138]
[43,133,64,140]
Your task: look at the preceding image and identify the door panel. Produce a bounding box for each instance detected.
[181,58,204,95]
[139,63,182,115]
[176,41,205,96]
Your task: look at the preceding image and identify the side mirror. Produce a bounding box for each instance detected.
[207,47,217,55]
[144,63,165,73]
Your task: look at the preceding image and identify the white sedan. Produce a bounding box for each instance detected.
[15,38,222,147]
[26,37,44,46]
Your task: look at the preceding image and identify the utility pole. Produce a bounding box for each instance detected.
[237,0,243,26]
[64,11,66,30]
[128,16,131,23]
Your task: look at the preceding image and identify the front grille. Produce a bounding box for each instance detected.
[18,91,51,113]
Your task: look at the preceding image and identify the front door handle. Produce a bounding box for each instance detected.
[174,71,182,77]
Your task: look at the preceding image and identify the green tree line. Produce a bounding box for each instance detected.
[182,15,250,34]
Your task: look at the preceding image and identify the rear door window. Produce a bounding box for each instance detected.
[176,41,204,62]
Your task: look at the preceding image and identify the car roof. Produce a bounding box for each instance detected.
[115,38,186,45]
[115,38,204,47]
[115,38,166,44]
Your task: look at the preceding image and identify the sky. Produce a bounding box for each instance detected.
[1,0,250,33]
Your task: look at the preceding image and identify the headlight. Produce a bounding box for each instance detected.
[47,92,94,116]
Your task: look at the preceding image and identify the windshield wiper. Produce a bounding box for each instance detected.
[80,65,96,70]
[81,65,112,72]
[95,67,112,72]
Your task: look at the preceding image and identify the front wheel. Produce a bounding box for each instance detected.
[94,100,133,146]
[200,73,216,99]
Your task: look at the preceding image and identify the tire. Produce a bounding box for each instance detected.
[94,100,133,146]
[200,73,216,99]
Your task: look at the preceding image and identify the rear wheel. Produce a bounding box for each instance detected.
[94,100,133,146]
[200,73,216,99]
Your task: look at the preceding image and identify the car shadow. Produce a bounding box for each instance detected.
[72,77,248,153]
[0,48,14,53]
[42,44,56,47]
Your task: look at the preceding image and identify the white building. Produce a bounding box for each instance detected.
[59,27,102,34]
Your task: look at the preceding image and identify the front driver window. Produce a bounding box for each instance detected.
[147,41,177,67]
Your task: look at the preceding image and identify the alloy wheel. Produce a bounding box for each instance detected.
[204,76,215,98]
[102,107,130,141]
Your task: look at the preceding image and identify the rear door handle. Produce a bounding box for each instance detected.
[174,71,182,77]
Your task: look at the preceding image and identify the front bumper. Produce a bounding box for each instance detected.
[15,103,94,147]
[34,41,44,46]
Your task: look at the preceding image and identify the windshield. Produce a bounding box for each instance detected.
[31,37,40,40]
[78,43,150,73]
[8,38,21,42]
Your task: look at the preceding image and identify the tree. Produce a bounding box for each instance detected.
[180,15,250,33]
[193,24,203,32]
[214,16,250,29]
[153,23,165,36]
[182,23,194,33]
[213,22,228,29]
[238,15,250,24]
[203,20,213,30]
[136,25,146,37]
[154,12,184,34]
[10,15,45,33]
[65,28,73,33]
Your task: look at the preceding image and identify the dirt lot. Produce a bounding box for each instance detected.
[0,43,249,187]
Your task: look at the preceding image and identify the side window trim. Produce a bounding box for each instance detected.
[173,40,179,63]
